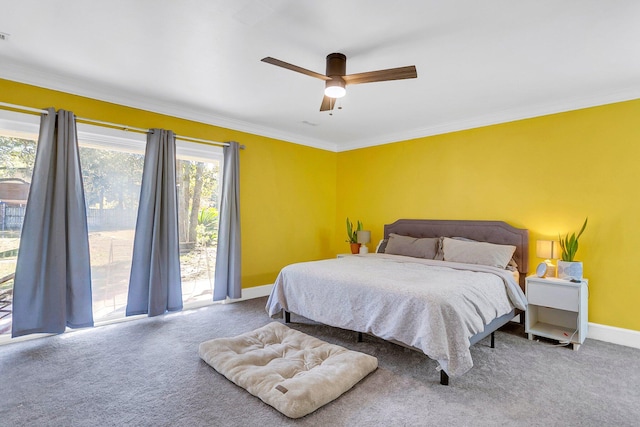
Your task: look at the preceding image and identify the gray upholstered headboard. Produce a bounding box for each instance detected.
[383,219,529,288]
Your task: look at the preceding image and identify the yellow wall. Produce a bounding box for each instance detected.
[337,99,640,332]
[3,78,639,333]
[0,78,337,289]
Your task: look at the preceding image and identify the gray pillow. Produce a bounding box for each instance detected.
[442,237,516,269]
[376,239,388,253]
[384,233,439,259]
[438,236,518,269]
[433,236,445,260]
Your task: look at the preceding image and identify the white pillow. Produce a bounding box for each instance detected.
[442,237,516,269]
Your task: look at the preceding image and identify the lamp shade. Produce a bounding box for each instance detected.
[536,240,560,259]
[356,230,371,244]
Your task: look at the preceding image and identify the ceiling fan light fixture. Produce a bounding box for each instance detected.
[261,52,417,111]
[324,79,346,98]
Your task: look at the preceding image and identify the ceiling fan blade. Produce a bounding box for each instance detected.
[320,95,335,112]
[343,65,417,85]
[261,57,331,81]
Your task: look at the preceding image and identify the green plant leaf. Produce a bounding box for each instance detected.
[558,217,588,262]
[346,217,354,243]
[345,217,364,243]
[576,217,588,240]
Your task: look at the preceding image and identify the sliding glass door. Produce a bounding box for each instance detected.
[79,129,224,320]
[176,146,222,306]
[0,110,223,336]
[79,144,144,321]
[0,132,34,335]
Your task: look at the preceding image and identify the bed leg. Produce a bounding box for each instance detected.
[490,331,495,349]
[440,370,449,386]
[284,311,290,323]
[357,332,363,342]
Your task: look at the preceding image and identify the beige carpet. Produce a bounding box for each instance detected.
[199,322,378,418]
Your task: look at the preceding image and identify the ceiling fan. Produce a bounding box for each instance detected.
[261,53,417,112]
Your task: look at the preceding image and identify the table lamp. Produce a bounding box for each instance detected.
[536,240,560,278]
[357,230,371,254]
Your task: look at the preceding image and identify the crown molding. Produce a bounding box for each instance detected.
[0,61,338,152]
[337,86,640,152]
[3,61,639,154]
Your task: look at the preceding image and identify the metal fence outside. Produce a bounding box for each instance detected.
[0,203,25,231]
[0,203,137,232]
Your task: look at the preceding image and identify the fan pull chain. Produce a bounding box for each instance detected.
[328,98,343,116]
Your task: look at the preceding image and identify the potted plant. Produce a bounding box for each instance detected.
[557,217,588,280]
[346,217,363,254]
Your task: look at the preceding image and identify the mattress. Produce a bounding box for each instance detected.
[266,254,526,376]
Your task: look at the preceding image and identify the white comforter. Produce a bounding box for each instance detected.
[266,253,527,377]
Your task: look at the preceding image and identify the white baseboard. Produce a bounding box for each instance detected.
[226,284,273,303]
[588,322,640,349]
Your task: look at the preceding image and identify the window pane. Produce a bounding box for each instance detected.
[79,146,144,322]
[177,157,220,305]
[0,135,35,335]
[1,115,222,336]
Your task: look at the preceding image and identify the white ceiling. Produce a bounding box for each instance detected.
[1,0,640,152]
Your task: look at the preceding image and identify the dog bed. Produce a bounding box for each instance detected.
[198,322,378,418]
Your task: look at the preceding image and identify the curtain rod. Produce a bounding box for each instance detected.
[0,101,243,149]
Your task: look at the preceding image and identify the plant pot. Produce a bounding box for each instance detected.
[557,260,583,280]
[350,243,360,254]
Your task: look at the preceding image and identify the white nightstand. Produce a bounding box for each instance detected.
[525,275,588,351]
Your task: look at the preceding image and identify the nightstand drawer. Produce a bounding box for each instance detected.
[527,282,579,311]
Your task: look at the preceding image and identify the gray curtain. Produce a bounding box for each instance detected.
[213,141,241,301]
[11,108,93,337]
[126,129,182,317]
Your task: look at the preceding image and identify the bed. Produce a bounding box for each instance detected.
[266,219,529,385]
